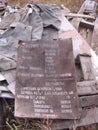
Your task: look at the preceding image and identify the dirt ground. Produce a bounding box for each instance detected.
[7,0,85,12]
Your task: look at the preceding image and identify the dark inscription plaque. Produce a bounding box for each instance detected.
[15,39,79,119]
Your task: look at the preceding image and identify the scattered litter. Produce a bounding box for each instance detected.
[0,0,98,130]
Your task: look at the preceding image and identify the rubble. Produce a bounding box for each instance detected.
[69,0,98,55]
[0,0,98,130]
[0,0,7,17]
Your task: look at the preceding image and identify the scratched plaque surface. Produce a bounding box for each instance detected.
[15,39,79,119]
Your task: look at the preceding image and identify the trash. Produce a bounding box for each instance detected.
[69,0,98,55]
[15,39,79,119]
[0,0,7,17]
[0,1,98,130]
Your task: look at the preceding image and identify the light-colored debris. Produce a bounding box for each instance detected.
[65,13,95,19]
[0,74,5,81]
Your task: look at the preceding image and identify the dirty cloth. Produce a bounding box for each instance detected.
[0,3,64,71]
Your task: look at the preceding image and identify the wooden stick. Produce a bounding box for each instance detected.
[64,13,95,20]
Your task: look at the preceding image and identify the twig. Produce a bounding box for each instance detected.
[6,121,14,130]
[65,13,95,20]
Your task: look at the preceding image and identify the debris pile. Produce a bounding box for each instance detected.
[0,1,7,17]
[69,0,98,54]
[0,0,98,130]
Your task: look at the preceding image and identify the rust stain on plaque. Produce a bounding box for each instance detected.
[15,39,79,119]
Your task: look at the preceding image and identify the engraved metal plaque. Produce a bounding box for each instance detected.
[15,39,79,119]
